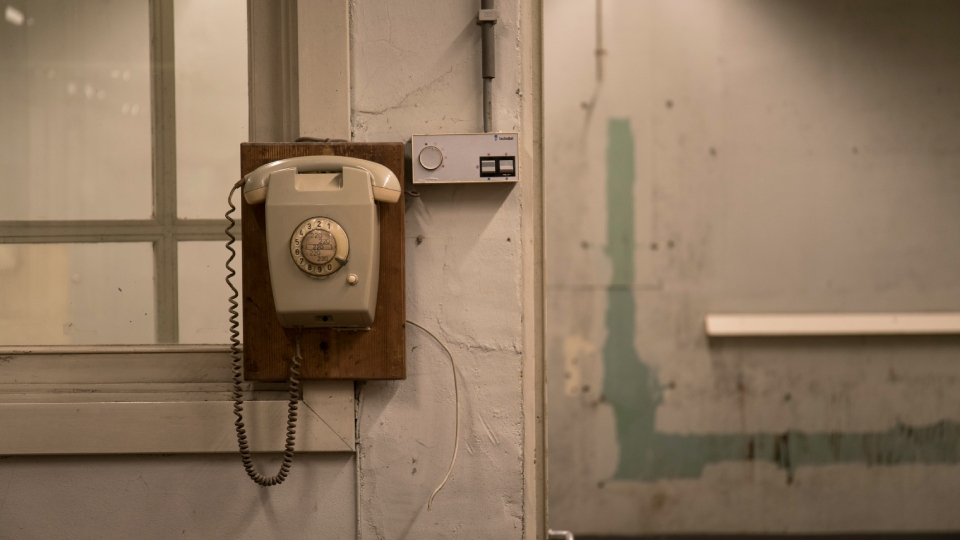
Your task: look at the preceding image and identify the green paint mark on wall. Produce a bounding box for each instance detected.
[603,118,663,479]
[602,117,960,482]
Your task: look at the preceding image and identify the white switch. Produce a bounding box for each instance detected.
[499,159,514,174]
[480,159,497,175]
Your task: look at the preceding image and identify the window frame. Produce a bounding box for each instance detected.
[0,345,355,454]
[0,0,353,455]
[0,0,227,344]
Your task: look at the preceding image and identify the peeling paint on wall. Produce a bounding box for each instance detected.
[603,117,960,482]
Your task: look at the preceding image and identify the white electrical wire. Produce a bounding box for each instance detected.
[406,320,460,510]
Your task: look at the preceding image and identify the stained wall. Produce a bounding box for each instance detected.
[545,0,960,534]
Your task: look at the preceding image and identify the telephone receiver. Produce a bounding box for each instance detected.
[243,155,401,205]
[242,155,401,328]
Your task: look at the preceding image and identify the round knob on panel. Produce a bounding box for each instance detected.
[419,145,443,170]
[347,274,358,285]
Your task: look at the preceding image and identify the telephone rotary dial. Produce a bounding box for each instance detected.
[291,217,349,277]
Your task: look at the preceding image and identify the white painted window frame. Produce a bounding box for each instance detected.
[0,345,354,454]
[0,0,356,456]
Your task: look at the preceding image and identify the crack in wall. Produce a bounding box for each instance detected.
[354,63,459,117]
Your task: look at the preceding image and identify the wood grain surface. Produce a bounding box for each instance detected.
[239,143,406,381]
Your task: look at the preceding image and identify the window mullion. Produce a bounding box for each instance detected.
[0,220,164,243]
[150,0,179,343]
[172,219,240,241]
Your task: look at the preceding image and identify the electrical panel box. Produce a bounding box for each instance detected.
[412,132,519,184]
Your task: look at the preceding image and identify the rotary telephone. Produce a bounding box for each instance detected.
[224,155,401,486]
[242,156,401,327]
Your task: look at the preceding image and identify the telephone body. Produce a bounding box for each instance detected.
[242,156,401,328]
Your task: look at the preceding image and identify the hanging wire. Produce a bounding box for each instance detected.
[406,320,461,510]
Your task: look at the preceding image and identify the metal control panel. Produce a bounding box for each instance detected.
[412,132,519,184]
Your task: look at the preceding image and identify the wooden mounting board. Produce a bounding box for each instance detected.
[240,143,406,381]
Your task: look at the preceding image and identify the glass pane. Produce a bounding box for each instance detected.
[174,0,248,219]
[0,243,155,345]
[178,241,240,344]
[0,0,153,220]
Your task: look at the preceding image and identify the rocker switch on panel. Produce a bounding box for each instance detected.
[480,159,497,175]
[498,158,514,174]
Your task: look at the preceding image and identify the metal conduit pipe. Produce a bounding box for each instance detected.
[478,0,497,132]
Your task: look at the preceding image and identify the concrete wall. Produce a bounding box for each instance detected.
[351,0,532,538]
[545,0,960,535]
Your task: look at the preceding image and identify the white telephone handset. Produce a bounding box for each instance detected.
[243,155,402,205]
[242,156,401,328]
[224,154,401,487]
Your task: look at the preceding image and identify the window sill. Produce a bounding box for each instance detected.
[0,345,355,455]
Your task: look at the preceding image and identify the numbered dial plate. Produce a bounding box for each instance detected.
[290,217,349,276]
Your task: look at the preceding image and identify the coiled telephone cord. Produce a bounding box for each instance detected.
[225,179,302,487]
